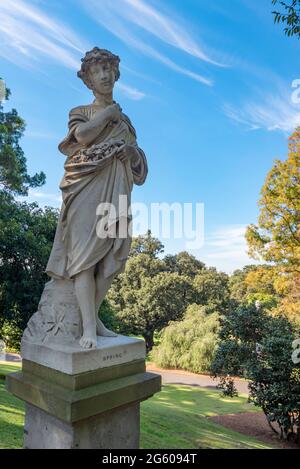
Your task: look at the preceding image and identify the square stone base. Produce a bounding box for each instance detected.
[6,335,161,449]
[24,402,140,449]
[21,334,146,374]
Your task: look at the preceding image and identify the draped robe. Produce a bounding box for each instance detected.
[46,103,148,280]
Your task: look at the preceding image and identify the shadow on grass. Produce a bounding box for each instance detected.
[141,385,274,449]
[0,366,274,450]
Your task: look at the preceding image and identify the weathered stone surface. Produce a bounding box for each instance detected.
[7,330,161,448]
[22,358,146,390]
[22,48,148,351]
[5,47,160,450]
[6,368,161,423]
[24,402,140,449]
[21,334,146,375]
[22,279,82,346]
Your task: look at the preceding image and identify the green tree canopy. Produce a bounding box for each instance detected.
[229,265,259,304]
[164,251,205,278]
[115,272,193,351]
[107,252,166,315]
[0,82,54,349]
[108,231,231,348]
[272,0,300,38]
[129,230,164,258]
[193,268,230,313]
[0,82,45,195]
[0,192,58,343]
[151,304,220,373]
[212,302,300,442]
[246,127,300,273]
[108,232,197,349]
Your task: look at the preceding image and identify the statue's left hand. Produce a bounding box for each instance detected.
[116,144,139,163]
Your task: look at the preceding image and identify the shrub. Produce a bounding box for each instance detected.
[151,304,220,373]
[212,303,300,443]
[248,317,300,442]
[0,319,23,351]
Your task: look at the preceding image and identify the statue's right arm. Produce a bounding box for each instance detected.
[74,111,109,146]
[74,104,120,146]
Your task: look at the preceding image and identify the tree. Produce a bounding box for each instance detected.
[211,303,265,381]
[115,272,193,351]
[212,303,300,443]
[246,128,300,324]
[108,231,230,349]
[98,299,121,333]
[229,265,258,304]
[108,253,166,314]
[244,266,279,310]
[129,230,164,258]
[245,266,277,296]
[229,265,280,309]
[275,274,300,326]
[0,81,45,195]
[193,268,230,313]
[164,251,205,279]
[272,0,300,38]
[0,191,58,346]
[0,82,54,349]
[108,232,198,350]
[248,317,300,442]
[109,231,232,349]
[246,128,300,272]
[151,304,220,373]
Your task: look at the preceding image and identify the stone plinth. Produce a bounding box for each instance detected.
[21,335,146,374]
[6,335,161,449]
[23,402,140,449]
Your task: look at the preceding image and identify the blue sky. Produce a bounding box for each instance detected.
[1,0,300,272]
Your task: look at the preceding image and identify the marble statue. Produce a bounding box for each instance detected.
[23,48,148,350]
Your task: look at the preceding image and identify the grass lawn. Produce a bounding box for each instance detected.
[0,361,21,379]
[0,362,23,449]
[141,385,274,449]
[0,362,273,449]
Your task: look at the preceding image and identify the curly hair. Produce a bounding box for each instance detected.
[77,47,120,89]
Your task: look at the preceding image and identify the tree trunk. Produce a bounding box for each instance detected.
[144,331,154,353]
[262,409,279,436]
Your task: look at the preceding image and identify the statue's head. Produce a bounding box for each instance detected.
[78,47,120,95]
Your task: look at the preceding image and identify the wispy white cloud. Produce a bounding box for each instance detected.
[0,0,146,100]
[32,191,62,203]
[81,0,223,85]
[146,48,214,86]
[116,82,146,100]
[22,189,62,207]
[1,0,84,53]
[0,0,85,69]
[207,226,247,251]
[118,0,222,65]
[197,225,259,273]
[224,88,300,134]
[122,65,161,86]
[17,190,62,208]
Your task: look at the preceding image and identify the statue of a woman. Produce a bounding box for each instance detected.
[29,48,147,350]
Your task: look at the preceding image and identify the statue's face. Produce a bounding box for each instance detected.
[88,61,116,95]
